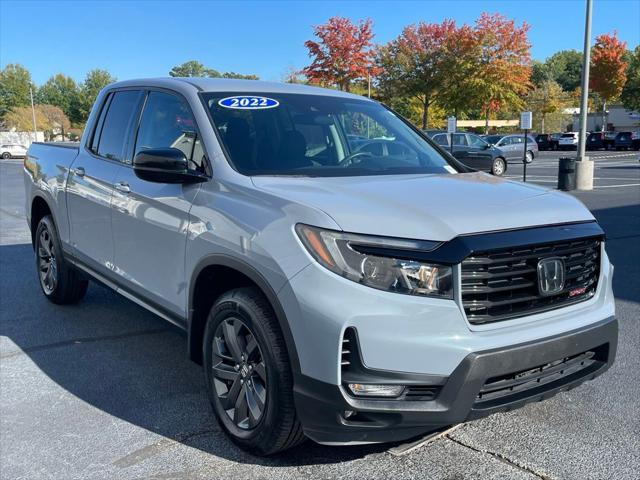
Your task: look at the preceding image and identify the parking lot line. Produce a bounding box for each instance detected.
[595,183,640,189]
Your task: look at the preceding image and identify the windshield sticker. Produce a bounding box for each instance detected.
[218,96,279,109]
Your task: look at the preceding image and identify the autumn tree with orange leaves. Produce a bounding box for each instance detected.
[302,17,379,92]
[590,32,628,131]
[472,13,532,133]
[377,20,473,129]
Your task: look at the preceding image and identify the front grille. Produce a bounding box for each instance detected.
[461,237,601,324]
[475,345,607,407]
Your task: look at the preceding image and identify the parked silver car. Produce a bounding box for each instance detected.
[483,134,538,163]
[24,78,617,455]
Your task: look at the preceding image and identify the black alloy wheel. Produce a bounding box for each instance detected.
[212,317,268,429]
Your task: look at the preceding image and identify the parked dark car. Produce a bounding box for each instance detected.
[613,131,640,150]
[535,133,559,151]
[425,131,508,176]
[587,131,619,150]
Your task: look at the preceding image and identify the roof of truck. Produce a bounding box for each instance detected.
[108,77,371,101]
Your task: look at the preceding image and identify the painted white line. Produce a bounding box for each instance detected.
[507,175,639,180]
[595,183,640,189]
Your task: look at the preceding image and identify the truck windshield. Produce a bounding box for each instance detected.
[203,92,458,177]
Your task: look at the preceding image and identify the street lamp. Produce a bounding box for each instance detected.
[576,0,594,190]
[29,85,38,142]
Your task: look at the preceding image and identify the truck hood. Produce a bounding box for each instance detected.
[251,172,594,241]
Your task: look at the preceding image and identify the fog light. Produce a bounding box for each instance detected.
[347,383,405,397]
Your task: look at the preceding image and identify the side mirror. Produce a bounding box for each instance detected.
[133,148,206,184]
[483,143,492,149]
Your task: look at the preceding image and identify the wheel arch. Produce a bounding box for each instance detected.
[30,195,54,249]
[188,255,301,374]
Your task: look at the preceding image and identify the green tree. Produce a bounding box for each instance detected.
[526,80,566,133]
[37,74,79,120]
[0,64,33,119]
[620,46,640,111]
[170,60,220,77]
[169,60,259,80]
[545,50,582,91]
[531,60,552,87]
[76,69,116,124]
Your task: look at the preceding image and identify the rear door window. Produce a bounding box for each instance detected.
[452,133,468,146]
[96,90,144,162]
[433,134,449,146]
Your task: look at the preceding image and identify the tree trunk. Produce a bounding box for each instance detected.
[422,95,429,130]
[541,113,545,134]
[601,100,606,131]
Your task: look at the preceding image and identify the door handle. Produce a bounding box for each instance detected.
[72,166,85,177]
[114,181,130,194]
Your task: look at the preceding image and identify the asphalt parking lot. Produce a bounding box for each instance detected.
[1,152,639,480]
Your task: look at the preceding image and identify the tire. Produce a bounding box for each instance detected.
[35,215,88,304]
[203,287,305,455]
[525,150,534,163]
[491,157,506,176]
[1,152,11,159]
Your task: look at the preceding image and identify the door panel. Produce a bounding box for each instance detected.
[110,90,207,317]
[111,172,199,315]
[66,89,143,272]
[66,153,123,271]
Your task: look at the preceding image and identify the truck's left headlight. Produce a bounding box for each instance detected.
[296,224,453,299]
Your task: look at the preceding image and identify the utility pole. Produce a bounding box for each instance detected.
[30,86,38,142]
[576,0,594,190]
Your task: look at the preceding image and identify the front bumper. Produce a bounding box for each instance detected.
[294,315,617,445]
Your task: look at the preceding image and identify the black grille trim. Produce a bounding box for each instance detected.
[475,344,608,408]
[461,237,602,324]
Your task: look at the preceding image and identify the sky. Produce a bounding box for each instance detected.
[1,0,639,86]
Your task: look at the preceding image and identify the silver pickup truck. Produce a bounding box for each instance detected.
[24,78,617,456]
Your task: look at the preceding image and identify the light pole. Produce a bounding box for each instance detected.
[29,86,38,142]
[576,0,594,190]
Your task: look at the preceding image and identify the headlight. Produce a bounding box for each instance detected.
[295,224,453,298]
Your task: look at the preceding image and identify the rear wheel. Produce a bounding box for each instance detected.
[35,215,88,304]
[203,287,305,455]
[491,157,506,176]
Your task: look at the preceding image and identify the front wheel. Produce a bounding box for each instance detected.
[525,150,534,163]
[35,215,88,304]
[491,157,506,176]
[203,287,305,455]
[1,152,11,159]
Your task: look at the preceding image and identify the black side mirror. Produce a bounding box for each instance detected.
[133,148,206,184]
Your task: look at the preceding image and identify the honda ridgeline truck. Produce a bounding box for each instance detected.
[24,78,617,455]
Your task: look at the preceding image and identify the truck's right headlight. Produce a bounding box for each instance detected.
[295,224,452,299]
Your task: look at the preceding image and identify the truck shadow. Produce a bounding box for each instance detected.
[0,243,388,468]
[0,201,637,468]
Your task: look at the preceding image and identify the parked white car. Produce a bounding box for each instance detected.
[1,144,28,159]
[558,132,579,150]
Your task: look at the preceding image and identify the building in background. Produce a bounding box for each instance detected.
[571,104,640,132]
